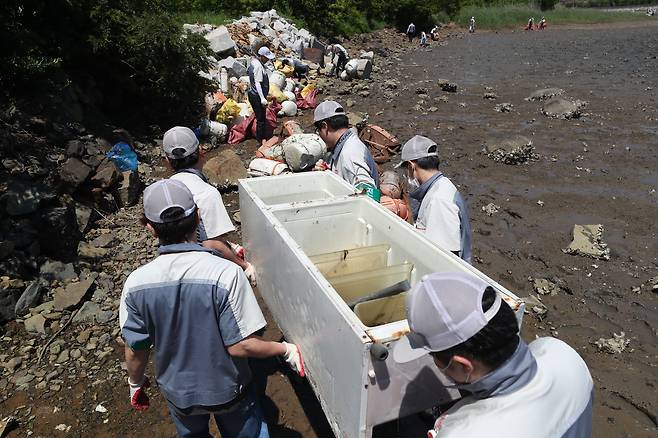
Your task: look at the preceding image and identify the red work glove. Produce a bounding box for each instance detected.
[128,376,150,411]
[282,342,305,377]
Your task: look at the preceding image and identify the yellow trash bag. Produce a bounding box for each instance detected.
[274,60,295,78]
[301,82,317,98]
[268,84,288,103]
[215,98,242,125]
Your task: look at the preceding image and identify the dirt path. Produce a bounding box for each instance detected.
[1,22,656,438]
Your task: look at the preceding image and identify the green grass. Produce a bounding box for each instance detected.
[174,11,237,26]
[455,5,653,29]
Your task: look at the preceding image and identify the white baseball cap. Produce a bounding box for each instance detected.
[395,135,439,168]
[162,126,199,159]
[257,46,275,60]
[143,179,196,224]
[393,272,502,363]
[313,100,345,123]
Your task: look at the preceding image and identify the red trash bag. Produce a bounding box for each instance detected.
[296,89,318,109]
[228,101,281,144]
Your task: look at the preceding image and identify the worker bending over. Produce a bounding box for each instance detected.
[327,44,348,78]
[395,272,593,437]
[396,135,471,262]
[406,23,416,42]
[121,179,304,437]
[313,100,379,197]
[162,126,256,284]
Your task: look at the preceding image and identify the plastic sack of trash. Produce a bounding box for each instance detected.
[379,170,402,199]
[278,101,298,117]
[248,158,290,177]
[300,82,316,98]
[216,99,242,125]
[281,133,326,172]
[209,121,228,140]
[106,142,138,172]
[268,84,288,102]
[269,71,287,90]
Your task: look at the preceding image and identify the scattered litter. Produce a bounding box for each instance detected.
[563,224,610,260]
[55,424,71,432]
[537,200,545,206]
[494,102,513,112]
[95,403,108,413]
[485,135,539,165]
[437,79,458,92]
[483,92,498,100]
[532,277,570,296]
[523,295,547,319]
[594,332,630,354]
[482,203,500,216]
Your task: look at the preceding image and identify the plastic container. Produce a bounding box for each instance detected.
[281,133,326,172]
[278,100,298,117]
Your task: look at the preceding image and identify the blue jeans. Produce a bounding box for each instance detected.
[167,391,269,438]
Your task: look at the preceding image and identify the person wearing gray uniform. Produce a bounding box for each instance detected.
[248,46,275,145]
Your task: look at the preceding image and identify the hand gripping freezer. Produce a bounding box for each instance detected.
[239,172,524,438]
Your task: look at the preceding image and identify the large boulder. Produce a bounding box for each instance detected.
[485,135,539,165]
[59,158,92,188]
[541,97,581,119]
[205,26,236,57]
[203,150,248,189]
[91,159,120,190]
[54,275,96,310]
[355,59,372,79]
[38,205,82,261]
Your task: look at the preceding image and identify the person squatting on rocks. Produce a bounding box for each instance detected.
[313,100,380,198]
[525,17,534,31]
[469,16,476,33]
[396,135,472,263]
[327,44,348,78]
[431,25,440,40]
[420,31,429,47]
[161,126,257,284]
[539,16,547,30]
[406,22,416,42]
[249,46,275,146]
[120,179,304,437]
[394,272,594,438]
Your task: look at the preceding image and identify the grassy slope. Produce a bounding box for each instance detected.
[455,5,653,29]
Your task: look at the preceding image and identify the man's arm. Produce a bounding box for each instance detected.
[202,238,248,270]
[226,335,286,358]
[125,345,149,383]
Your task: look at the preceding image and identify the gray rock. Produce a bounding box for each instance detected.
[78,242,109,260]
[495,102,513,112]
[563,224,610,260]
[91,159,120,189]
[183,23,213,35]
[72,301,112,325]
[59,158,92,187]
[56,349,69,363]
[526,87,564,101]
[90,233,116,248]
[360,51,374,61]
[15,280,46,316]
[13,372,35,386]
[39,205,82,260]
[202,150,248,189]
[249,34,264,52]
[485,135,539,165]
[4,357,22,373]
[117,170,140,207]
[40,260,76,281]
[66,140,85,157]
[594,332,629,354]
[75,203,92,234]
[24,314,47,334]
[205,26,236,57]
[541,97,581,119]
[54,275,96,310]
[260,26,277,41]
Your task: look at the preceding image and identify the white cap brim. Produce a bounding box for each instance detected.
[393,332,431,363]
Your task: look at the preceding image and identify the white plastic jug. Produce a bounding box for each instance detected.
[281,134,327,172]
[278,100,298,117]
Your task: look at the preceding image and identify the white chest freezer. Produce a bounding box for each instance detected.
[239,172,524,438]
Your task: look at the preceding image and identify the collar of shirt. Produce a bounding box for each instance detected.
[455,339,538,399]
[329,129,354,167]
[158,242,214,255]
[175,168,208,183]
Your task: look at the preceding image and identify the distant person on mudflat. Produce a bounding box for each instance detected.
[396,135,472,263]
[420,31,429,47]
[469,16,476,33]
[407,22,416,42]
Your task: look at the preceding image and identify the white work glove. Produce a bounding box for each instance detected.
[244,262,257,286]
[313,159,329,172]
[260,98,268,107]
[282,342,305,377]
[128,375,150,411]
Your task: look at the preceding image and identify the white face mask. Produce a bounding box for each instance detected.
[407,164,420,190]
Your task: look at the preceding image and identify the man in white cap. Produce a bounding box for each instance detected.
[162,126,256,284]
[313,100,379,196]
[121,179,304,436]
[406,22,416,43]
[249,46,275,146]
[394,272,593,438]
[397,135,471,262]
[326,43,348,78]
